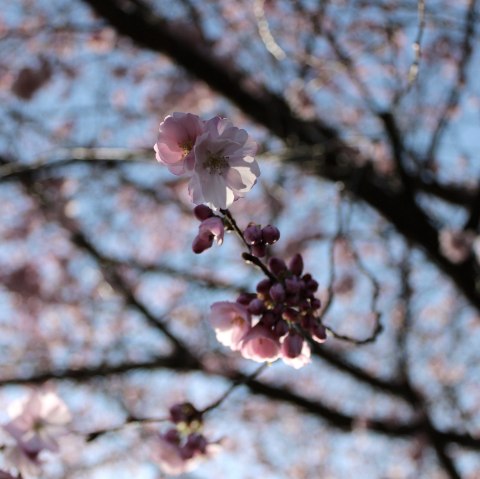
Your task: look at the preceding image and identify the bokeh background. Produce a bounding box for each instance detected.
[0,0,480,478]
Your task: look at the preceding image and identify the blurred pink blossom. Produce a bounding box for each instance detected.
[2,390,71,477]
[189,117,259,210]
[439,228,475,264]
[210,302,251,351]
[154,112,204,175]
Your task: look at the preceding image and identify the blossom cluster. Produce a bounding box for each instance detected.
[154,112,328,370]
[0,390,71,478]
[154,403,216,476]
[210,253,326,368]
[154,112,260,210]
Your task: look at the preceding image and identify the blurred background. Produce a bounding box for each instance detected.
[0,0,479,477]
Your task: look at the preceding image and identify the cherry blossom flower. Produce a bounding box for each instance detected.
[189,117,260,210]
[1,390,71,478]
[240,324,281,362]
[153,403,218,476]
[154,112,204,175]
[210,301,251,351]
[281,336,311,369]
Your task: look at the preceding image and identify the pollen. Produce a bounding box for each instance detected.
[203,153,228,174]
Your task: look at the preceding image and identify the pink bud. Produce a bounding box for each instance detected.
[282,308,298,323]
[269,283,285,303]
[163,428,180,444]
[311,322,327,343]
[248,298,265,315]
[274,319,289,337]
[289,253,304,276]
[285,277,302,295]
[306,278,319,292]
[311,298,322,310]
[261,225,280,244]
[185,433,208,454]
[237,292,257,305]
[192,234,213,254]
[244,223,262,245]
[193,204,213,221]
[251,243,267,257]
[268,257,287,277]
[281,332,304,358]
[256,278,273,295]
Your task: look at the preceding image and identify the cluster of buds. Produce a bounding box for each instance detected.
[210,253,326,369]
[0,390,71,478]
[155,403,215,476]
[191,205,225,254]
[243,222,280,257]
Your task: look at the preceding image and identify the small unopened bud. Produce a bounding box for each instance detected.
[311,322,327,343]
[256,278,273,295]
[270,283,286,303]
[289,253,304,276]
[192,234,213,254]
[261,225,280,244]
[274,319,289,337]
[193,204,213,221]
[251,243,267,257]
[269,257,287,277]
[282,307,298,323]
[281,332,304,358]
[186,433,208,454]
[244,223,262,245]
[237,292,257,305]
[169,402,200,424]
[248,298,265,315]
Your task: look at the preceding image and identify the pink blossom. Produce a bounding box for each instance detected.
[192,217,225,254]
[189,117,260,210]
[439,228,475,264]
[210,302,251,351]
[154,430,217,476]
[3,390,71,455]
[154,112,204,175]
[2,443,42,478]
[1,390,71,477]
[282,340,311,369]
[240,324,280,362]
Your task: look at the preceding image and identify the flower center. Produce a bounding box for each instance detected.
[180,140,193,158]
[203,153,228,175]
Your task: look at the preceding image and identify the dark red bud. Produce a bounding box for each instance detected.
[289,253,304,276]
[193,204,213,221]
[261,225,280,245]
[248,298,265,315]
[251,243,267,258]
[244,223,262,245]
[268,257,287,277]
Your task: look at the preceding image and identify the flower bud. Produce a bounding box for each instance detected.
[248,298,265,315]
[281,332,304,358]
[193,204,213,221]
[306,279,319,292]
[268,257,287,277]
[256,278,273,296]
[311,322,327,343]
[185,433,208,454]
[274,319,289,337]
[269,283,285,303]
[282,307,298,323]
[244,223,262,245]
[236,292,257,305]
[192,234,213,254]
[251,243,267,258]
[261,225,280,244]
[169,402,200,424]
[289,253,304,276]
[285,277,302,295]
